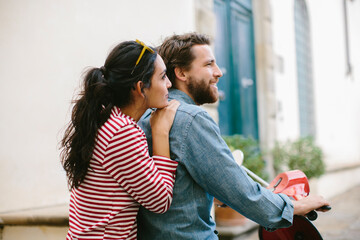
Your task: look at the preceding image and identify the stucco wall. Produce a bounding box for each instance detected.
[0,0,196,212]
[271,0,300,142]
[271,0,360,197]
[308,0,360,169]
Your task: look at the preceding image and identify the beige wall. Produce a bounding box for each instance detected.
[252,0,277,179]
[0,0,196,212]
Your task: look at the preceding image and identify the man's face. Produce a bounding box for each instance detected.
[184,45,223,105]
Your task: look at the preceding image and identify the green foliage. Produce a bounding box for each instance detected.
[272,137,325,179]
[223,135,325,181]
[222,134,268,181]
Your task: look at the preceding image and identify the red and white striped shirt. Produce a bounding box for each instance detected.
[67,107,178,240]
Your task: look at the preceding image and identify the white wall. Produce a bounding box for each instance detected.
[308,0,360,169]
[271,0,300,142]
[271,0,360,196]
[0,0,195,212]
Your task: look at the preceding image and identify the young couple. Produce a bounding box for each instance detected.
[61,33,330,240]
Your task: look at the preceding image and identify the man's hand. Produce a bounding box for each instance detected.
[292,195,331,216]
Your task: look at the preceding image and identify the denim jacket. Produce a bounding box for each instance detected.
[137,89,294,240]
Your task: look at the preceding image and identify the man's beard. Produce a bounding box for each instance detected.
[187,76,218,105]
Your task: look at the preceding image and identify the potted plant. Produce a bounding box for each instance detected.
[272,136,325,179]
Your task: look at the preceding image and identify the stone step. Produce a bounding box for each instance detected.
[0,204,68,240]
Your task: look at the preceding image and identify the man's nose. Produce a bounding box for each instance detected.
[214,64,223,78]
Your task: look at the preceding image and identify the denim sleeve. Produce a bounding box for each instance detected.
[181,111,294,229]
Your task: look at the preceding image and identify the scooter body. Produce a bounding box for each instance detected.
[259,215,323,240]
[259,170,323,240]
[232,150,326,240]
[268,170,309,199]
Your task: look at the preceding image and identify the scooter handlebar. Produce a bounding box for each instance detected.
[306,205,332,221]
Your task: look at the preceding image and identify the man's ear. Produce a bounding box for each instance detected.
[174,67,187,82]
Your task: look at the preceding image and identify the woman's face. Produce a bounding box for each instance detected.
[143,55,172,108]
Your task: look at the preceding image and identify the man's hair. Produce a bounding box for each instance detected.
[158,32,211,87]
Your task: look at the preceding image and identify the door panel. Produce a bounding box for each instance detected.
[214,0,233,135]
[214,0,258,138]
[230,3,258,138]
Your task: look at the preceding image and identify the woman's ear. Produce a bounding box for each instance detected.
[134,81,145,98]
[174,67,187,82]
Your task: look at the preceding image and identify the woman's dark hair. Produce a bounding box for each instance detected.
[60,41,157,189]
[158,32,210,88]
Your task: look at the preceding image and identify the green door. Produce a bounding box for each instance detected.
[214,0,258,138]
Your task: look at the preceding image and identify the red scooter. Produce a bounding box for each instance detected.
[232,150,331,240]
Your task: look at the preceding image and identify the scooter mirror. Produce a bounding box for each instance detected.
[232,150,244,166]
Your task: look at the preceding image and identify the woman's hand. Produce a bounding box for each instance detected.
[150,100,180,135]
[150,100,180,158]
[292,195,331,216]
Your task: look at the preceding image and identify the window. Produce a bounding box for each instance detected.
[294,0,316,137]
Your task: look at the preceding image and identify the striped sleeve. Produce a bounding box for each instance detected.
[152,155,178,189]
[102,122,178,214]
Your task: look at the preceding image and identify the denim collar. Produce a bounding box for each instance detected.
[169,88,196,105]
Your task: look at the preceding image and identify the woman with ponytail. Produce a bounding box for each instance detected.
[60,40,179,240]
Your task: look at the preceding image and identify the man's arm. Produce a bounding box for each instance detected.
[180,111,294,229]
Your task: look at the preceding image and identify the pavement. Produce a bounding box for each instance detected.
[313,184,360,239]
[226,184,360,240]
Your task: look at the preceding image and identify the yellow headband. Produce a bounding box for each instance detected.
[131,39,155,74]
[134,39,154,66]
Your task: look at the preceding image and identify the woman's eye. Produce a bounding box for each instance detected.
[162,74,166,79]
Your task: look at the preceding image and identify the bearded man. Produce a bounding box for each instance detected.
[137,32,329,240]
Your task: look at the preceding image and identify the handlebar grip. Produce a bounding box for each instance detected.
[306,210,318,221]
[306,205,331,221]
[320,205,332,210]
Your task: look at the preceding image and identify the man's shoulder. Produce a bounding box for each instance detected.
[138,101,213,130]
[174,103,217,136]
[137,104,206,125]
[177,101,207,118]
[168,89,208,118]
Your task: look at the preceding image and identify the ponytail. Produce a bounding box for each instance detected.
[61,67,112,189]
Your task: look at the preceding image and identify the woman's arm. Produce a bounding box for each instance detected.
[150,100,180,158]
[102,123,177,214]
